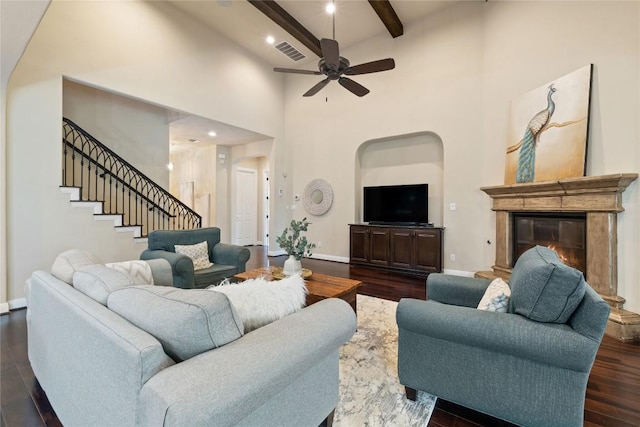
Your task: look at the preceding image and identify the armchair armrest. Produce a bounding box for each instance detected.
[397,299,600,372]
[140,249,195,289]
[427,273,491,307]
[138,298,356,426]
[212,243,251,273]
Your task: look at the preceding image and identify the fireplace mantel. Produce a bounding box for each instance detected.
[479,173,638,341]
[481,173,637,212]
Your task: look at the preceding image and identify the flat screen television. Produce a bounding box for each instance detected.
[363,183,429,225]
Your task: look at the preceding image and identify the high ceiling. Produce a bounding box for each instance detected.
[168,1,468,69]
[2,1,478,151]
[166,0,476,150]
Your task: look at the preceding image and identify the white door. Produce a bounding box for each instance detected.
[234,168,257,246]
[263,170,270,246]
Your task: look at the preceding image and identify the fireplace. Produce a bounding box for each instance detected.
[479,173,639,341]
[512,212,586,273]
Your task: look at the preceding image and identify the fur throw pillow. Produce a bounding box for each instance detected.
[211,275,307,332]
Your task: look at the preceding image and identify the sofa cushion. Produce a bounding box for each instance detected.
[107,286,244,361]
[509,245,586,323]
[211,274,307,332]
[51,249,102,284]
[106,260,154,285]
[73,264,137,305]
[477,277,510,313]
[174,241,213,270]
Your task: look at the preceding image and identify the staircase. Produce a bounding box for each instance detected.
[61,118,201,240]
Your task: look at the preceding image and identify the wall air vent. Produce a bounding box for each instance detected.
[274,41,306,62]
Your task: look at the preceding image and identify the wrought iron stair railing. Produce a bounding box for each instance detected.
[62,118,201,237]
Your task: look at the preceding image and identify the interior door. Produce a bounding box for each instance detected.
[263,170,270,246]
[234,168,257,246]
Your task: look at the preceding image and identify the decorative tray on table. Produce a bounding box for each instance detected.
[270,267,313,280]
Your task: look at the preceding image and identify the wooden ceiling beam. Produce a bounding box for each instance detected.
[247,0,322,58]
[368,0,403,38]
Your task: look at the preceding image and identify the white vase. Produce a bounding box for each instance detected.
[283,255,302,276]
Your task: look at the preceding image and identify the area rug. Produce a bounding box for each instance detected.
[335,294,436,426]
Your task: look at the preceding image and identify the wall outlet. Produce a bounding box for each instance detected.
[449,203,457,211]
[450,253,456,261]
[317,241,322,248]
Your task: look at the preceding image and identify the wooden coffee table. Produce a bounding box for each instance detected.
[233,267,362,314]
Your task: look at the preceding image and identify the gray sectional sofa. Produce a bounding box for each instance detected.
[26,256,356,426]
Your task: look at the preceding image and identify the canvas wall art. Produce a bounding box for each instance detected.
[504,64,592,184]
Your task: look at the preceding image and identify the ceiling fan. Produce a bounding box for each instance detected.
[274,38,395,97]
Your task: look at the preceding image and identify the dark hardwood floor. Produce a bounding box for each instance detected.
[2,246,639,426]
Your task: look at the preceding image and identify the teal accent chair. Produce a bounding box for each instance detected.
[140,228,250,289]
[396,246,610,427]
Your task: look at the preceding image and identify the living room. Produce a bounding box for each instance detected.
[1,0,639,425]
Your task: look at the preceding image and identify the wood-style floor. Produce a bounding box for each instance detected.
[2,246,639,426]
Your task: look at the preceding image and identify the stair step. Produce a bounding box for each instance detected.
[94,214,123,226]
[70,201,103,214]
[134,237,149,244]
[60,186,81,201]
[115,225,142,238]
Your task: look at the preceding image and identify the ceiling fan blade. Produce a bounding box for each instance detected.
[274,67,322,75]
[303,78,331,97]
[338,77,370,97]
[320,38,340,70]
[344,58,395,75]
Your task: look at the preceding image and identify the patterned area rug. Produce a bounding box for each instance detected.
[335,294,436,426]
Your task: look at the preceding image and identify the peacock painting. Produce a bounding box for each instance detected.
[504,65,592,185]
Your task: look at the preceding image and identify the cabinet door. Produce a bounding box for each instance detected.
[414,229,442,272]
[390,228,413,268]
[350,226,369,263]
[369,228,390,266]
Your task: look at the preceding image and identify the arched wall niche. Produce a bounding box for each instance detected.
[355,132,444,226]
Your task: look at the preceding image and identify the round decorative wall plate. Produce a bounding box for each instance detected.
[302,178,333,216]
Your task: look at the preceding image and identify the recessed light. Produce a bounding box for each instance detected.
[266,35,275,45]
[325,3,335,14]
[208,131,217,137]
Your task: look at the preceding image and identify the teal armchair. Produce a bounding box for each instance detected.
[140,228,250,289]
[396,246,610,427]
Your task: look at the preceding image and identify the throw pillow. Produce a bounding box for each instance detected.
[509,245,586,323]
[211,274,307,332]
[51,248,102,284]
[174,241,213,271]
[107,286,244,361]
[477,277,511,313]
[73,264,136,305]
[106,260,154,285]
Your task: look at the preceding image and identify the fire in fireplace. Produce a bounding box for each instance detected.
[512,212,587,273]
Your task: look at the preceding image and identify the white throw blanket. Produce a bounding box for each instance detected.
[211,275,307,332]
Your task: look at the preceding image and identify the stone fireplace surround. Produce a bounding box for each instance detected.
[478,173,638,341]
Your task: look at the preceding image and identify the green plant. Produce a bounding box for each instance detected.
[276,217,316,260]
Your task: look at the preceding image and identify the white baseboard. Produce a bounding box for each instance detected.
[8,298,27,310]
[267,249,287,257]
[442,269,475,277]
[310,253,349,263]
[0,302,9,314]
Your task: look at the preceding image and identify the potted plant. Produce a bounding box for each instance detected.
[276,217,316,276]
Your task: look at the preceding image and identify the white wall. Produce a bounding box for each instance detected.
[283,1,640,312]
[5,0,285,305]
[63,80,170,188]
[357,133,444,226]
